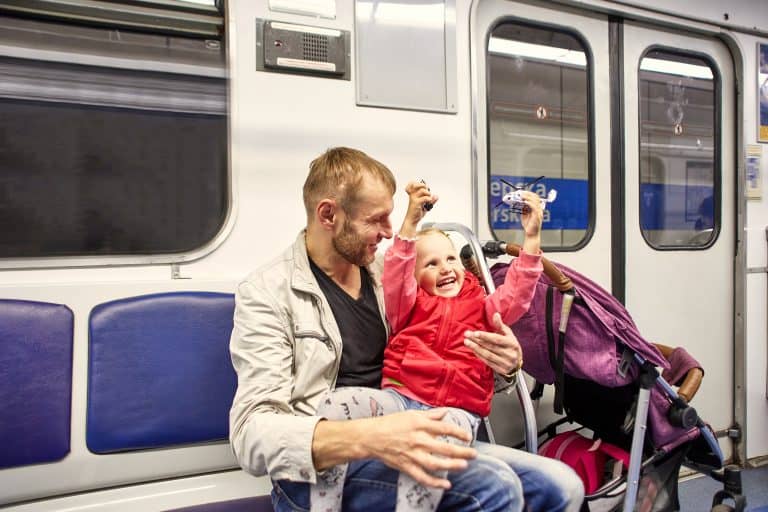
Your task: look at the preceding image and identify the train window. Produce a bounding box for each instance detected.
[486,22,591,250]
[0,14,227,261]
[638,50,719,249]
[0,1,223,38]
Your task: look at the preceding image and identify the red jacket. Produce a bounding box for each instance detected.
[381,236,542,417]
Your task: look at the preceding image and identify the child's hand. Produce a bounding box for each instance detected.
[519,190,542,254]
[399,181,438,238]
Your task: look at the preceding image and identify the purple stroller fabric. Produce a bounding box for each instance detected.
[491,261,702,453]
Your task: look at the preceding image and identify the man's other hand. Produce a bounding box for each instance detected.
[463,312,522,376]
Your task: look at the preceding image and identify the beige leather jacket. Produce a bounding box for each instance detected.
[228,231,387,483]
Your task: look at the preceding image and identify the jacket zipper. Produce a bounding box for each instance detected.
[307,291,342,387]
[434,300,453,354]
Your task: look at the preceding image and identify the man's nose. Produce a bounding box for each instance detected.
[381,218,393,239]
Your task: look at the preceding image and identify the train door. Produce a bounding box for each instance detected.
[472,0,736,453]
[471,0,613,438]
[471,0,612,285]
[622,23,735,454]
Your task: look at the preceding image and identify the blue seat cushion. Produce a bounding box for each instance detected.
[0,299,73,469]
[87,291,236,453]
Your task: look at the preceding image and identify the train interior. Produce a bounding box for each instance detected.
[0,0,767,511]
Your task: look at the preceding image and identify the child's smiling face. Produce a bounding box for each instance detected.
[414,232,465,298]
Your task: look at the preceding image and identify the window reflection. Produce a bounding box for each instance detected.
[0,14,228,259]
[638,50,718,248]
[486,23,591,249]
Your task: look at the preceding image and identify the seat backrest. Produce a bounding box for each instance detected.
[87,291,236,453]
[0,299,74,469]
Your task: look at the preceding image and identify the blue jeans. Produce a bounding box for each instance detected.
[272,455,522,512]
[345,391,582,511]
[273,391,522,511]
[272,391,582,512]
[475,441,584,512]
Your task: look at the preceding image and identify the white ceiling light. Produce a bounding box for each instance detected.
[639,57,713,80]
[488,37,586,67]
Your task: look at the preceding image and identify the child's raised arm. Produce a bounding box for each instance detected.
[484,190,544,325]
[519,190,543,256]
[398,181,438,239]
[382,181,439,333]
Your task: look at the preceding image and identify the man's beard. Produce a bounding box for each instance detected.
[332,217,374,266]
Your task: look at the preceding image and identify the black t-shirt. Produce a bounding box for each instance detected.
[309,259,387,389]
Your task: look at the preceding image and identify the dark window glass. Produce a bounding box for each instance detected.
[0,94,227,257]
[0,15,227,259]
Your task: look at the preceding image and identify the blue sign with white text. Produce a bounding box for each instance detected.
[489,175,589,230]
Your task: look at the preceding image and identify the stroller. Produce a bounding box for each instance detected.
[428,223,745,512]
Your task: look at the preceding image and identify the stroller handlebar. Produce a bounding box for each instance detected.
[653,343,704,403]
[479,241,703,403]
[483,241,574,293]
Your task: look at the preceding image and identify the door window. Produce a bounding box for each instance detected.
[486,22,592,249]
[638,49,719,248]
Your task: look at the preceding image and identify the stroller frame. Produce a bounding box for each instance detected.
[427,222,730,512]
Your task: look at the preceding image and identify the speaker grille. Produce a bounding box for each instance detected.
[302,33,328,62]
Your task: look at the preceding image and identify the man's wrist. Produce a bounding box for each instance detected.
[501,358,523,382]
[312,418,369,471]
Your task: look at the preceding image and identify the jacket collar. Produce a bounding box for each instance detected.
[291,230,317,294]
[290,229,384,294]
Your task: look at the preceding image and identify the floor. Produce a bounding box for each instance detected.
[678,463,768,511]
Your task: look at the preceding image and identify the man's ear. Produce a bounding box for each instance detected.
[316,199,337,229]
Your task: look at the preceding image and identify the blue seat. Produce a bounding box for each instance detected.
[87,291,236,453]
[0,299,73,469]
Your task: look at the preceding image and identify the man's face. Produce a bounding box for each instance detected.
[332,175,394,266]
[414,232,465,297]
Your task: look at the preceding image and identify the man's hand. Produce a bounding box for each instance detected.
[313,408,476,489]
[463,312,523,376]
[365,408,476,489]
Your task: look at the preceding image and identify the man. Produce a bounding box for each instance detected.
[229,147,583,511]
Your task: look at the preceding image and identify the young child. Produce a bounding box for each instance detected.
[311,181,544,512]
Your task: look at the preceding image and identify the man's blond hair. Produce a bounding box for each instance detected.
[303,147,396,219]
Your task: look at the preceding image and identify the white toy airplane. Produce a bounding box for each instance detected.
[497,176,558,213]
